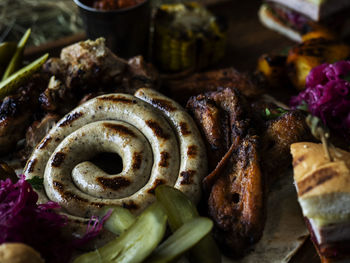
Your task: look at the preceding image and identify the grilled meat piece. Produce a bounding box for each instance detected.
[187,87,265,257]
[260,110,311,185]
[0,76,47,156]
[124,56,159,93]
[187,95,230,170]
[0,160,17,182]
[187,87,251,171]
[209,135,264,257]
[40,38,158,115]
[187,83,311,257]
[25,113,60,150]
[168,68,263,104]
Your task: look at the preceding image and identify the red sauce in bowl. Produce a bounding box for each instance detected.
[82,0,145,10]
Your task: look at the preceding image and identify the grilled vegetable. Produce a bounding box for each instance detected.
[0,53,48,100]
[300,21,337,42]
[99,206,136,235]
[155,185,221,263]
[146,217,213,263]
[257,54,287,88]
[2,29,31,81]
[287,38,350,90]
[73,202,167,263]
[153,2,227,72]
[0,42,17,78]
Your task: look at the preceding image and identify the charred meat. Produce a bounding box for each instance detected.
[187,87,265,257]
[168,68,263,104]
[187,85,311,257]
[40,38,158,115]
[0,75,47,156]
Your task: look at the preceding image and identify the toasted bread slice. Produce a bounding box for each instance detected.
[291,142,350,221]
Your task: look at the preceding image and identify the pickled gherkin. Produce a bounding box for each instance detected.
[73,202,167,263]
[0,53,48,100]
[155,185,221,263]
[2,29,31,81]
[146,217,213,263]
[0,42,17,78]
[98,206,136,235]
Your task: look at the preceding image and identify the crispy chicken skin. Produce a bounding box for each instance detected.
[187,84,310,257]
[187,95,230,170]
[209,135,264,257]
[187,87,265,257]
[187,88,251,170]
[260,110,311,185]
[0,75,47,156]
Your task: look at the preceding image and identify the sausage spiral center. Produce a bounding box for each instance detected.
[24,88,207,220]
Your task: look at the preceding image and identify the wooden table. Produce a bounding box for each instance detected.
[24,0,321,262]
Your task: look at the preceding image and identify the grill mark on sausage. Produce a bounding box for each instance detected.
[103,123,136,137]
[63,191,88,203]
[98,96,137,104]
[132,152,142,169]
[122,201,139,210]
[51,152,66,167]
[38,136,52,150]
[26,158,37,173]
[147,179,166,194]
[298,167,339,196]
[293,155,305,167]
[59,112,83,127]
[187,145,197,158]
[150,98,176,112]
[159,151,170,167]
[180,170,196,185]
[97,177,131,191]
[180,122,191,135]
[146,120,169,139]
[53,180,64,191]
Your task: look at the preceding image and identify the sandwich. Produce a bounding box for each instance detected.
[258,0,350,42]
[291,142,350,262]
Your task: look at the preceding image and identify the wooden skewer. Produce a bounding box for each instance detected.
[319,128,333,162]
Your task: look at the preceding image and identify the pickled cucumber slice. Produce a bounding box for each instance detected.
[99,206,136,235]
[0,53,48,100]
[0,42,16,77]
[155,185,221,263]
[74,202,167,263]
[2,28,31,80]
[146,217,213,263]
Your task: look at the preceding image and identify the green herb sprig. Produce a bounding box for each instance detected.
[26,176,44,190]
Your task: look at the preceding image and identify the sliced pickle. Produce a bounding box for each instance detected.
[2,28,31,80]
[74,202,167,263]
[99,206,136,235]
[0,42,17,77]
[146,217,213,263]
[0,53,48,100]
[155,185,221,263]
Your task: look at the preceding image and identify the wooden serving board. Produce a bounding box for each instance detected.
[23,0,322,262]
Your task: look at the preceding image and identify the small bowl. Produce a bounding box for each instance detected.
[74,0,150,59]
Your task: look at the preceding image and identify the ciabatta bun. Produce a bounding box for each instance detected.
[258,4,302,42]
[291,142,350,220]
[267,0,350,21]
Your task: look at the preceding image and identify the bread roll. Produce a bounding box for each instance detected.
[0,243,44,263]
[291,142,350,221]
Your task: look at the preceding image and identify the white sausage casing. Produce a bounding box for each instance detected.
[24,89,207,220]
